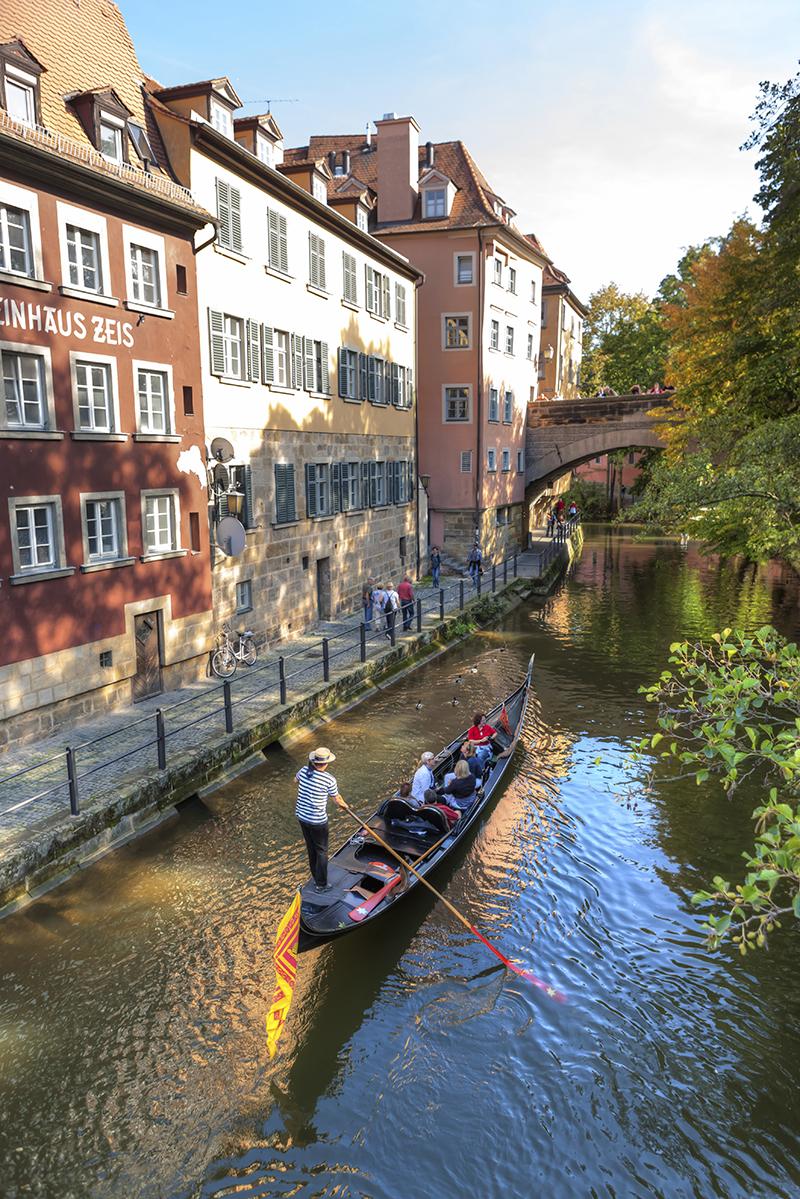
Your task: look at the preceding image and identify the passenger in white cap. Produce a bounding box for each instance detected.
[295,747,344,892]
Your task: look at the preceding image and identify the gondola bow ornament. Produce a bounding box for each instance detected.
[266,891,301,1058]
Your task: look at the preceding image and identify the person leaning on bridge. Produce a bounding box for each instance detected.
[295,748,345,893]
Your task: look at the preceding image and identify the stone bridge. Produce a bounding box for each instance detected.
[525,394,673,490]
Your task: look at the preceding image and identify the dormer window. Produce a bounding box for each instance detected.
[312,175,328,204]
[356,205,369,233]
[423,189,446,219]
[419,168,454,221]
[256,134,273,166]
[69,89,132,163]
[0,42,44,127]
[99,114,124,163]
[210,98,233,138]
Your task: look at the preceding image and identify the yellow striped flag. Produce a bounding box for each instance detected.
[266,891,301,1059]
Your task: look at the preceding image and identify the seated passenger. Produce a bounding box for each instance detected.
[423,788,460,828]
[437,760,477,809]
[410,751,435,807]
[460,740,483,783]
[467,712,499,765]
[398,781,412,799]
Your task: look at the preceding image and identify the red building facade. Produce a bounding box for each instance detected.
[0,2,213,745]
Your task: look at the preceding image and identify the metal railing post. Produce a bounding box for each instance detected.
[416,599,422,632]
[389,616,396,647]
[360,622,367,662]
[439,588,445,620]
[322,637,330,682]
[156,708,166,770]
[477,569,482,596]
[459,580,464,610]
[279,656,287,704]
[223,681,233,733]
[513,552,518,577]
[503,558,508,585]
[66,746,79,816]
[491,564,497,593]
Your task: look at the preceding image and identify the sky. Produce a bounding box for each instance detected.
[126,0,800,300]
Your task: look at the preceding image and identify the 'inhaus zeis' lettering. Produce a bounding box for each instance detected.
[0,296,135,347]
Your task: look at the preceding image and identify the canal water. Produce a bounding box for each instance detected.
[1,528,798,1199]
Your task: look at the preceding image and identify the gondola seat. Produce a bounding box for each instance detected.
[379,798,450,837]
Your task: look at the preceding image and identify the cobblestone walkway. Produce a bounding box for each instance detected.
[0,546,557,852]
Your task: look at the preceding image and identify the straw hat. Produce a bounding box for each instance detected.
[309,747,336,765]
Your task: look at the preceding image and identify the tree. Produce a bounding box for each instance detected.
[580,283,668,396]
[638,627,800,953]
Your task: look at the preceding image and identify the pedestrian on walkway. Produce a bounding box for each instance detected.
[467,543,483,587]
[295,747,344,893]
[430,546,441,589]
[398,575,415,630]
[555,496,565,521]
[362,576,375,630]
[546,506,557,537]
[372,582,387,631]
[384,582,400,640]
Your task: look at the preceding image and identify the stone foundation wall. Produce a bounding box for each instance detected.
[212,432,418,644]
[441,505,524,564]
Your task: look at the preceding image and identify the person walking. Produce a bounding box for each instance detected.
[384,582,400,640]
[430,546,441,589]
[362,576,375,631]
[295,747,344,892]
[372,582,387,631]
[467,542,482,588]
[398,575,415,631]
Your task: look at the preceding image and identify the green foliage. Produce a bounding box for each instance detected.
[568,477,611,519]
[637,626,800,952]
[580,282,669,396]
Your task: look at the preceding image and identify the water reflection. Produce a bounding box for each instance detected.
[0,528,798,1199]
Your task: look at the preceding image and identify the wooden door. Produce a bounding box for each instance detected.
[133,611,163,701]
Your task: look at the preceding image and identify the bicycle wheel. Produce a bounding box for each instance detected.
[211,645,237,678]
[241,638,257,666]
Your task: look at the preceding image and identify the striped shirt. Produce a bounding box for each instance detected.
[295,766,338,825]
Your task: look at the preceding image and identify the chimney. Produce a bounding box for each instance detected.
[365,121,371,148]
[375,114,420,224]
[343,149,351,175]
[425,140,434,168]
[328,150,336,172]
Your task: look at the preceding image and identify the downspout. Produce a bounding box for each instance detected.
[413,274,423,578]
[476,228,485,539]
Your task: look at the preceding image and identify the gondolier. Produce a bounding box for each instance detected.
[296,747,345,893]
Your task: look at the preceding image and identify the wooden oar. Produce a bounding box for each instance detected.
[337,795,566,1003]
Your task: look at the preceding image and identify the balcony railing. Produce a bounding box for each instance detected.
[0,109,199,210]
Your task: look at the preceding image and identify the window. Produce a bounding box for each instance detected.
[367,356,386,405]
[502,448,511,472]
[369,461,388,506]
[2,348,47,429]
[66,225,103,292]
[493,259,502,286]
[366,266,390,318]
[517,449,524,473]
[129,243,161,307]
[395,283,407,327]
[455,253,474,285]
[538,355,546,380]
[444,385,470,422]
[505,326,514,355]
[3,63,38,126]
[628,452,636,465]
[304,337,331,394]
[460,450,472,473]
[356,206,368,232]
[136,367,171,434]
[338,347,359,400]
[490,320,500,351]
[15,503,56,570]
[267,208,289,274]
[143,493,178,554]
[340,461,361,511]
[257,135,273,166]
[99,116,124,163]
[444,314,470,349]
[423,188,446,218]
[508,267,517,294]
[210,99,233,138]
[503,391,513,422]
[531,280,537,304]
[0,203,32,276]
[236,580,253,613]
[208,311,246,380]
[274,330,290,387]
[487,448,497,472]
[274,463,297,524]
[312,175,328,204]
[176,264,187,294]
[342,252,358,304]
[308,232,327,290]
[183,386,194,415]
[85,497,122,561]
[305,463,332,518]
[75,359,114,432]
[394,460,414,504]
[541,299,548,327]
[488,388,499,421]
[527,332,534,360]
[216,179,243,254]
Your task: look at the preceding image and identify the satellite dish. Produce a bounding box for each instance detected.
[216,516,246,557]
[210,436,235,463]
[212,462,230,490]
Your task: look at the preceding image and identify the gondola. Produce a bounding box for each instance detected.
[298,654,534,950]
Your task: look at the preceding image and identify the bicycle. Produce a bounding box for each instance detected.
[211,624,257,677]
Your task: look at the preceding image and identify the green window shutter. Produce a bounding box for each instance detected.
[246,319,261,383]
[278,214,288,273]
[292,333,303,389]
[338,348,347,397]
[361,460,371,507]
[275,463,295,524]
[303,337,315,390]
[208,309,225,376]
[406,366,414,408]
[320,341,330,394]
[365,265,374,313]
[358,352,368,400]
[309,233,319,287]
[230,186,243,253]
[331,462,341,514]
[216,179,231,248]
[286,464,297,522]
[243,464,255,527]
[262,325,274,383]
[382,273,391,319]
[305,463,317,518]
[267,209,280,268]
